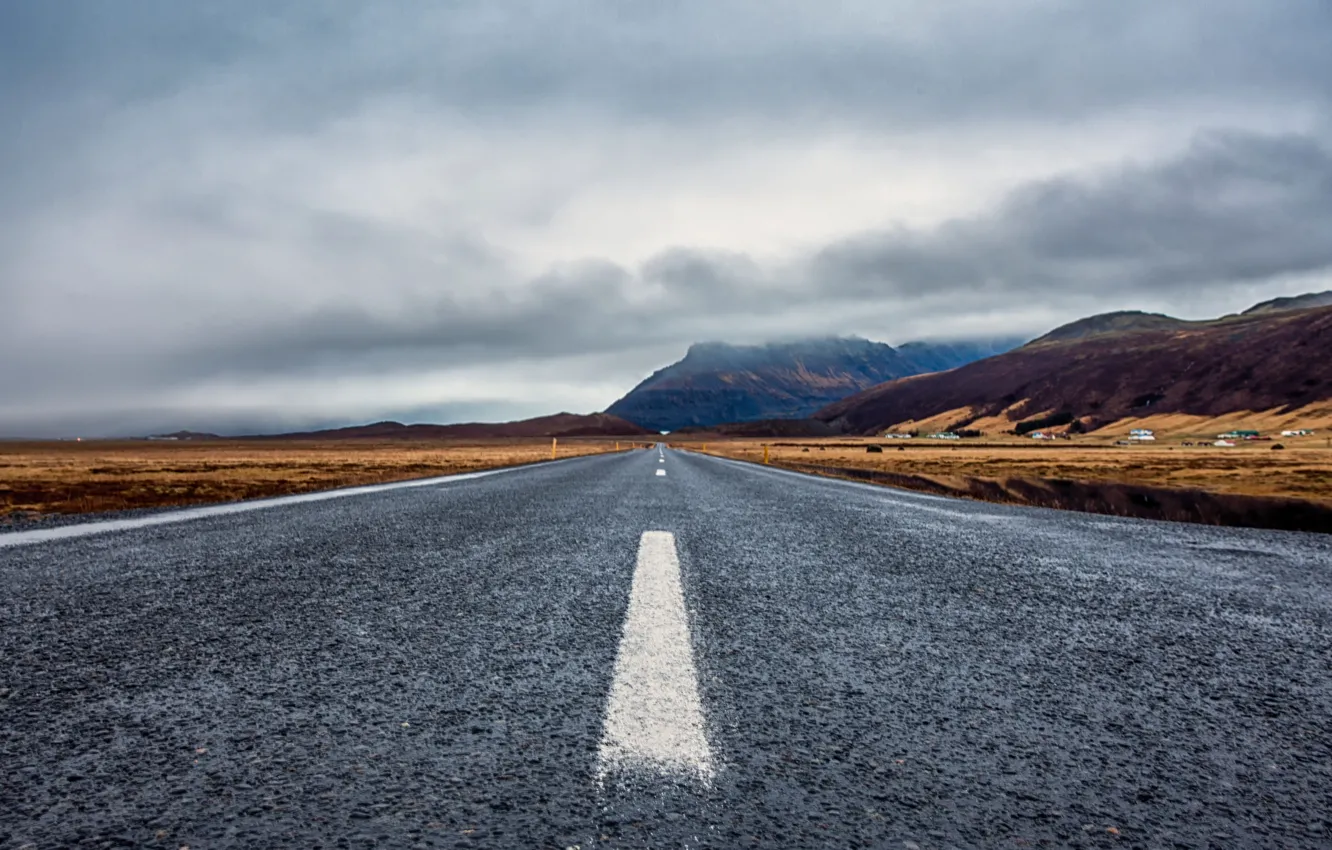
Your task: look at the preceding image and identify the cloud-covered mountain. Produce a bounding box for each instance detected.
[607,336,1022,431]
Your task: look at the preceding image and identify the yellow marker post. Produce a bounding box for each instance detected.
[763,444,770,464]
[615,441,620,451]
[551,437,557,459]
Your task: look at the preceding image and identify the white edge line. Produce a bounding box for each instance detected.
[0,453,591,548]
[689,452,1027,520]
[693,451,949,500]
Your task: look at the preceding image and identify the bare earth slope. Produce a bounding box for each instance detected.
[817,301,1332,434]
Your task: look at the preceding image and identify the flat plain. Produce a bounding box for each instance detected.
[684,437,1332,523]
[0,439,637,519]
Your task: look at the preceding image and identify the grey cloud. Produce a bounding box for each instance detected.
[6,129,1332,433]
[809,132,1332,301]
[4,1,1331,136]
[50,130,1332,387]
[4,3,1332,435]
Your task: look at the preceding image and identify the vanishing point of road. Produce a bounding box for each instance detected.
[2,447,1330,848]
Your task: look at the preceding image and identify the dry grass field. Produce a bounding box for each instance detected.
[0,438,641,518]
[685,437,1332,506]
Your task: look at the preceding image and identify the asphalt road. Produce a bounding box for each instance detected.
[2,447,1331,849]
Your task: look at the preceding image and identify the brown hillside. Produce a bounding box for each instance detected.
[817,304,1332,434]
[1030,310,1190,343]
[670,418,838,438]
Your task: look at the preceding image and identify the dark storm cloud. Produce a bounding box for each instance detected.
[4,2,1332,135]
[2,1,1332,434]
[21,128,1317,398]
[5,129,1332,432]
[809,132,1332,301]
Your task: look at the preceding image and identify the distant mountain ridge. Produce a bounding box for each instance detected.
[1031,290,1332,345]
[260,412,651,440]
[607,335,1022,431]
[143,413,651,441]
[816,292,1332,434]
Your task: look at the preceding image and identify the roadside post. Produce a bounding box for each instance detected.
[552,437,557,459]
[763,444,770,464]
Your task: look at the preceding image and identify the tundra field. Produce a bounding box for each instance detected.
[0,439,640,520]
[679,435,1332,532]
[684,437,1332,502]
[3,435,1330,531]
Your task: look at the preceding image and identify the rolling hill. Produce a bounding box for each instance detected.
[247,412,652,440]
[607,336,1021,432]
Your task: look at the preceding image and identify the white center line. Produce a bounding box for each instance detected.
[598,531,713,785]
[656,469,666,476]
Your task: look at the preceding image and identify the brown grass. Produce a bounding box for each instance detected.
[682,437,1332,505]
[877,402,1332,442]
[0,438,643,518]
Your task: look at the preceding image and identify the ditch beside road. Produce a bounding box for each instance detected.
[684,440,1332,533]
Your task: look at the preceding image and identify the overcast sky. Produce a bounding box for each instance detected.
[3,1,1331,436]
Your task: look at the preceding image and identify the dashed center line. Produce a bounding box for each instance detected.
[598,531,713,785]
[656,469,666,476]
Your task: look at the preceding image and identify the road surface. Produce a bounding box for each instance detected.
[2,447,1330,848]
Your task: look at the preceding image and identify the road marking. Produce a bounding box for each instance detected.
[0,458,581,549]
[656,469,666,476]
[659,458,664,463]
[598,531,713,785]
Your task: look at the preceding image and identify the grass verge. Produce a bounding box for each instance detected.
[0,438,643,520]
[682,438,1332,533]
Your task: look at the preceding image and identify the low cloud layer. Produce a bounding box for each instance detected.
[3,2,1331,435]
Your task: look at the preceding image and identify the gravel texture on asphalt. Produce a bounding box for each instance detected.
[2,447,1331,849]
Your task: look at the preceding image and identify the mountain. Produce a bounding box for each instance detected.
[607,336,1023,432]
[669,418,840,438]
[816,294,1332,435]
[249,412,652,440]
